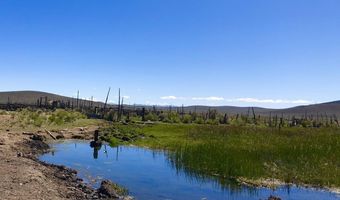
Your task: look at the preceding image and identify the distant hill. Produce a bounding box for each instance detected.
[0,91,70,105]
[1,91,340,117]
[0,91,104,107]
[183,105,274,115]
[273,101,340,117]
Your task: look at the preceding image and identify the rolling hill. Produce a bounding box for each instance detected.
[1,91,340,117]
[0,91,105,108]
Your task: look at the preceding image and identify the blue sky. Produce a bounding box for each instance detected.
[0,0,339,108]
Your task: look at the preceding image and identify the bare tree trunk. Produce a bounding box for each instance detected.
[76,90,79,108]
[103,87,111,114]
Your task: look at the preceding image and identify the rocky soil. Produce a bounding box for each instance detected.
[0,123,132,200]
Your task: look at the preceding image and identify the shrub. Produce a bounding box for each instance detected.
[145,113,158,121]
[49,109,86,125]
[206,119,219,125]
[182,114,192,124]
[168,112,181,123]
[0,110,7,115]
[194,117,205,124]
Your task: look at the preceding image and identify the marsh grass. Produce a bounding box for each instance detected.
[110,182,129,196]
[100,125,146,147]
[129,124,340,188]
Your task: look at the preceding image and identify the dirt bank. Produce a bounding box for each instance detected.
[0,125,131,200]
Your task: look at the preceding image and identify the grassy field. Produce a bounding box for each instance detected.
[103,123,340,189]
[3,108,339,189]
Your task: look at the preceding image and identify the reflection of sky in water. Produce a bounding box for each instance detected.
[40,140,340,200]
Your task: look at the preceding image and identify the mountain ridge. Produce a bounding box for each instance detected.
[1,90,340,116]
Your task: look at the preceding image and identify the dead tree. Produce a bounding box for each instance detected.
[252,107,256,124]
[223,113,228,124]
[103,87,111,114]
[142,107,146,121]
[117,88,121,121]
[76,90,79,108]
[274,115,278,128]
[119,97,124,121]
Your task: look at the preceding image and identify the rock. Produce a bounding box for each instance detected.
[121,136,130,142]
[30,134,45,141]
[22,132,34,136]
[25,140,49,152]
[97,180,119,199]
[268,195,281,200]
[56,134,65,139]
[17,152,23,157]
[72,135,84,139]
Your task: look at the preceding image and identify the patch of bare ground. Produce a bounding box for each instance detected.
[0,124,132,200]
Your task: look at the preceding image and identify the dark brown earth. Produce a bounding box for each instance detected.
[0,125,132,200]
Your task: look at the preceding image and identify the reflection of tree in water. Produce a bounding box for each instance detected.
[103,144,108,158]
[90,141,102,159]
[90,130,103,159]
[93,145,102,159]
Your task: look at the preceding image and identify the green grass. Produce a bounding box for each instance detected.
[99,124,146,147]
[111,182,129,196]
[106,123,340,188]
[2,109,106,131]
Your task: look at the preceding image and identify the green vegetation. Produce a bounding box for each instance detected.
[110,182,129,196]
[48,109,86,125]
[17,108,86,127]
[104,106,340,130]
[0,110,8,115]
[4,108,103,131]
[103,123,340,188]
[2,106,339,189]
[99,125,146,147]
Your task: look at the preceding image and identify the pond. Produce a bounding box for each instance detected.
[39,140,340,200]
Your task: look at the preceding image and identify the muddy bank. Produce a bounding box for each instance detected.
[0,126,132,200]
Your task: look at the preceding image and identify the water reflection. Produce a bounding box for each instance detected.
[40,140,340,200]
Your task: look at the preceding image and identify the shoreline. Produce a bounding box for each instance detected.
[0,126,132,200]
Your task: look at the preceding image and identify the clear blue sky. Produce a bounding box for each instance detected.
[0,0,339,108]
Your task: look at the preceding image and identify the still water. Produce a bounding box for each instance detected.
[39,140,339,200]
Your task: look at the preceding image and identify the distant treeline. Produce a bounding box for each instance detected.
[2,104,339,129]
[103,105,340,128]
[1,92,339,128]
